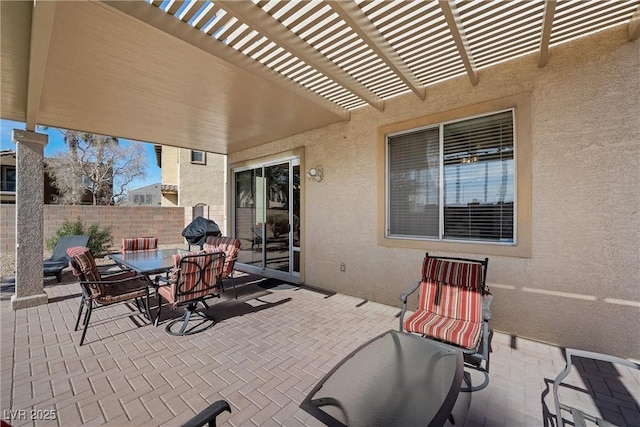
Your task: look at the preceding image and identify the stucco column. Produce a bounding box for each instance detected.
[11,130,48,310]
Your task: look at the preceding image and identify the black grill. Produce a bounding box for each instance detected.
[182,216,221,249]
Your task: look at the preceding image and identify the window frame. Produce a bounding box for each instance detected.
[385,108,516,245]
[1,166,16,192]
[190,150,206,165]
[377,93,532,258]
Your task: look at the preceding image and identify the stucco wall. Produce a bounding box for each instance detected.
[229,27,640,358]
[160,146,179,207]
[178,149,226,229]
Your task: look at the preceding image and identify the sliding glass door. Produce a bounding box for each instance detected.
[234,158,300,281]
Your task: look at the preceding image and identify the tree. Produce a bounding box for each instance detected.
[45,130,147,205]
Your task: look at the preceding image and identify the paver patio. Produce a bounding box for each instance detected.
[1,272,638,427]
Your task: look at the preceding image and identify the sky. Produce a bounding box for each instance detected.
[0,118,161,190]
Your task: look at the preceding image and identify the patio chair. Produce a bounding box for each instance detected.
[553,348,640,427]
[251,225,263,249]
[43,235,89,282]
[204,236,241,299]
[121,237,158,252]
[181,400,231,427]
[399,252,492,391]
[154,251,225,336]
[66,246,150,346]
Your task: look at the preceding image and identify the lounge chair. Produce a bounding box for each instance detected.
[43,235,89,282]
[399,252,492,391]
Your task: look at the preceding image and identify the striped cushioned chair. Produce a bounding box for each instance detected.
[399,253,491,391]
[204,236,241,299]
[154,250,226,336]
[66,246,150,346]
[121,237,158,253]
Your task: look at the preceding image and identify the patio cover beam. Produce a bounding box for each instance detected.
[25,1,56,131]
[327,0,426,101]
[439,0,478,86]
[629,5,640,41]
[217,0,385,112]
[102,0,350,121]
[538,0,557,67]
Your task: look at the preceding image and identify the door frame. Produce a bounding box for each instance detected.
[231,152,302,284]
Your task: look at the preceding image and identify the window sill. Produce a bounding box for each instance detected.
[378,235,530,258]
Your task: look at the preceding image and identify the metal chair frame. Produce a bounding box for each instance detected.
[553,348,640,427]
[68,250,150,346]
[399,252,491,391]
[155,252,225,336]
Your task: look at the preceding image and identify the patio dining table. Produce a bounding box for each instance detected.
[108,248,186,277]
[300,330,464,427]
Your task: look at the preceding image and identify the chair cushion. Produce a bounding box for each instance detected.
[66,246,100,282]
[403,309,482,350]
[122,237,158,253]
[417,281,482,320]
[95,277,148,305]
[204,236,240,279]
[159,251,223,305]
[423,257,483,289]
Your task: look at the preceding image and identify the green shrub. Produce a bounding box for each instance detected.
[46,218,113,257]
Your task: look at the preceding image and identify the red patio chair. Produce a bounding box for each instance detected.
[154,251,226,336]
[67,246,150,346]
[204,236,241,299]
[399,252,492,391]
[121,237,158,252]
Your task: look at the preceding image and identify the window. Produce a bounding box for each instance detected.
[387,110,515,244]
[1,166,16,192]
[191,150,206,164]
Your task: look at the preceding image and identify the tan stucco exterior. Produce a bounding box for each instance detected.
[229,27,639,358]
[160,146,227,232]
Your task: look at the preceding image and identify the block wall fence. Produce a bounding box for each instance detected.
[0,205,225,252]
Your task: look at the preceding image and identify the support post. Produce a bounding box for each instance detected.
[11,129,48,310]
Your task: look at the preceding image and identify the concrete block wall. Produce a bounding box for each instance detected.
[1,205,189,252]
[0,205,15,252]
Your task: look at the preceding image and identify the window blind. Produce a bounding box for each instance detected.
[388,127,439,238]
[387,110,515,243]
[443,111,514,242]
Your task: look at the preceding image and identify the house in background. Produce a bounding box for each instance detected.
[0,150,16,204]
[154,145,226,232]
[1,150,104,205]
[124,183,161,206]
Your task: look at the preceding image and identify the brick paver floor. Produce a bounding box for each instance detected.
[1,272,638,427]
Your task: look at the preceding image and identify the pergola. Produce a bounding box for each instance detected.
[1,0,639,309]
[2,0,639,154]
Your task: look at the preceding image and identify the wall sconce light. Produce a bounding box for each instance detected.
[306,165,323,182]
